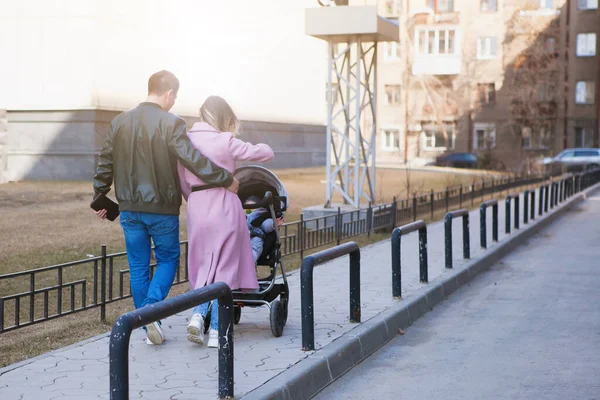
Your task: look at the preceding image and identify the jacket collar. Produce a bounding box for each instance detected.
[139,102,164,110]
[190,121,219,133]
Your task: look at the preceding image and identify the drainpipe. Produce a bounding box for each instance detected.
[0,109,6,184]
[562,0,570,150]
[403,0,410,164]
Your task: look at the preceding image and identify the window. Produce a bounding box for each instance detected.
[559,150,575,159]
[522,126,552,149]
[447,30,456,54]
[545,37,556,53]
[427,0,454,12]
[384,85,401,105]
[382,129,400,151]
[473,123,496,149]
[575,81,595,104]
[477,83,496,105]
[385,0,401,16]
[522,127,532,148]
[576,33,596,57]
[384,42,401,60]
[481,0,497,11]
[520,0,559,15]
[537,82,555,102]
[574,127,589,147]
[574,149,598,156]
[415,28,458,56]
[422,124,455,150]
[428,31,435,54]
[477,37,498,59]
[437,0,454,12]
[540,126,552,148]
[578,0,598,10]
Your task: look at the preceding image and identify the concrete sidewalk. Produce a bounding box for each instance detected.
[0,187,569,399]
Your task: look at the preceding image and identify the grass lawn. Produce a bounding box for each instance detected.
[0,166,503,367]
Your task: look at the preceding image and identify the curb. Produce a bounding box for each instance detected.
[242,184,599,400]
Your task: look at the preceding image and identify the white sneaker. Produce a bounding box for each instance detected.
[187,313,205,345]
[145,322,165,345]
[207,328,219,348]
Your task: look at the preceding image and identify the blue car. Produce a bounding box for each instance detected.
[433,153,479,169]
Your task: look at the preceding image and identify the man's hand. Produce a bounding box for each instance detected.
[227,178,240,194]
[276,217,285,227]
[95,209,108,220]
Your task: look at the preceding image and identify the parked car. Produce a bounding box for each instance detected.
[431,152,479,169]
[544,148,600,175]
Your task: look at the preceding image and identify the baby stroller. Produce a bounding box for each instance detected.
[203,165,289,337]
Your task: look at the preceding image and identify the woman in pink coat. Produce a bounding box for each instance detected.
[178,96,274,347]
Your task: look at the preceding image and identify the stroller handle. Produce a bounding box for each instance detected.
[243,191,273,210]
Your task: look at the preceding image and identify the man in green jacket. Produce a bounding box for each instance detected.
[93,70,238,345]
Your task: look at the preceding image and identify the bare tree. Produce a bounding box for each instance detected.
[504,9,560,174]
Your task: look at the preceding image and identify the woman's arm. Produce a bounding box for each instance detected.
[177,162,192,201]
[228,136,274,162]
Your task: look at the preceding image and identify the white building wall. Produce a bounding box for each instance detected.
[0,0,328,125]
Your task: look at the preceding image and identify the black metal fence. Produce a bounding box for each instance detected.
[0,172,555,334]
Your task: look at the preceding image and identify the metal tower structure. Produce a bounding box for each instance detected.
[306,5,399,208]
[325,37,376,208]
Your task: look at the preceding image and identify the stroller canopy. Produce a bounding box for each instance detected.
[234,166,288,213]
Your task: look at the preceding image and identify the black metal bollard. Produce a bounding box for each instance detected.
[480,200,498,249]
[301,242,360,351]
[391,220,428,297]
[505,194,520,234]
[109,282,234,400]
[524,190,529,224]
[530,190,535,221]
[538,186,544,216]
[445,209,470,269]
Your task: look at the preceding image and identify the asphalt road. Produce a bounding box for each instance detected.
[315,195,600,400]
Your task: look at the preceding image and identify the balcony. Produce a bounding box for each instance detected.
[412,26,461,75]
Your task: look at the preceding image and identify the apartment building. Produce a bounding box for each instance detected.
[375,0,599,171]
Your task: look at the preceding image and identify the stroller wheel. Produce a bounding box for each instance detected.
[233,306,241,325]
[270,300,285,337]
[282,298,288,326]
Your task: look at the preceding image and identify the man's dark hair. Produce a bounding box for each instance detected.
[148,70,180,96]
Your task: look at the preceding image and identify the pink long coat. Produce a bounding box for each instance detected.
[178,122,274,291]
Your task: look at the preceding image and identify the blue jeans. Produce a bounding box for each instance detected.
[194,300,218,331]
[120,211,180,309]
